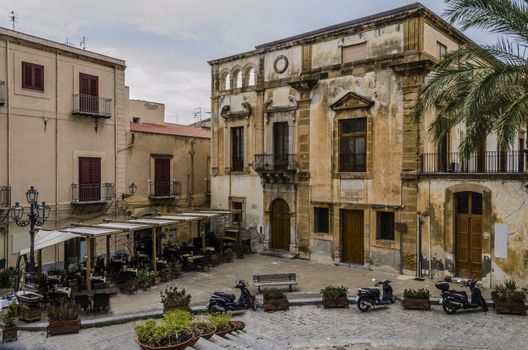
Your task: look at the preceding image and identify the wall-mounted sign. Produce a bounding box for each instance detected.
[494,223,508,259]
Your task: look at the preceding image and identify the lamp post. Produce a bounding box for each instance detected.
[11,186,50,281]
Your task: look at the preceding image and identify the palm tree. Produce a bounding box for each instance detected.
[413,0,528,157]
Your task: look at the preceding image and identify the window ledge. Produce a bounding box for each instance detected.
[373,239,396,249]
[335,172,371,180]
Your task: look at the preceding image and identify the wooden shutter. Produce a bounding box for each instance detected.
[34,65,44,90]
[154,158,171,196]
[23,63,33,88]
[79,157,101,201]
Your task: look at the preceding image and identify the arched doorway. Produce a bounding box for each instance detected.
[455,191,483,279]
[270,198,290,250]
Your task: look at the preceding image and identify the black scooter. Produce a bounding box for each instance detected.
[208,280,257,312]
[357,278,395,312]
[436,279,488,314]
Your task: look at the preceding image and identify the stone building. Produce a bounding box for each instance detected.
[208,3,528,286]
[125,99,211,217]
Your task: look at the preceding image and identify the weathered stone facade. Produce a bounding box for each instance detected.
[209,3,528,286]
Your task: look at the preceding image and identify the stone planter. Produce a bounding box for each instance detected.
[322,295,349,308]
[2,325,17,343]
[402,297,431,311]
[47,318,80,337]
[19,303,41,322]
[494,301,526,316]
[135,333,195,350]
[263,297,289,312]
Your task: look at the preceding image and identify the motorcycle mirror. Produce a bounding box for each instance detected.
[372,278,376,282]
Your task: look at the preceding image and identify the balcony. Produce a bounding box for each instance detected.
[71,183,115,204]
[0,81,5,105]
[253,154,297,172]
[421,151,526,175]
[0,186,10,209]
[72,94,112,118]
[149,181,181,199]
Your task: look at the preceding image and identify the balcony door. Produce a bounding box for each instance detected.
[455,192,483,279]
[154,158,171,197]
[79,157,101,202]
[273,122,289,170]
[79,73,98,113]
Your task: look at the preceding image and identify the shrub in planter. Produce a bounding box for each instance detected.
[120,278,139,294]
[263,289,289,312]
[402,288,431,310]
[1,302,17,343]
[160,268,172,283]
[209,313,231,337]
[47,301,81,337]
[192,321,215,340]
[137,270,152,290]
[161,286,191,313]
[151,271,162,286]
[320,285,348,308]
[491,280,526,315]
[135,310,194,350]
[171,261,182,279]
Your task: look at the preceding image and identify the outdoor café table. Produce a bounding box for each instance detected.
[181,254,203,269]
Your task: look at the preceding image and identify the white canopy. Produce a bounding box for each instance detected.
[177,212,223,218]
[96,222,151,231]
[64,226,121,237]
[19,230,78,255]
[128,218,178,226]
[196,210,232,215]
[153,215,202,221]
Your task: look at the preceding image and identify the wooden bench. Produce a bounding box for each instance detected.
[252,273,297,292]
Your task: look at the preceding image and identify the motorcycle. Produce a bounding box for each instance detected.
[356,278,395,312]
[436,279,488,314]
[207,280,257,312]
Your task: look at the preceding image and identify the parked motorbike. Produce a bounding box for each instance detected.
[207,280,257,312]
[435,279,488,314]
[356,278,395,312]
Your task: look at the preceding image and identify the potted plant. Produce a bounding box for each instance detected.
[491,280,526,315]
[171,261,182,279]
[209,313,231,337]
[222,248,233,263]
[151,271,161,286]
[161,286,191,313]
[47,301,81,337]
[1,302,17,343]
[135,310,195,350]
[320,285,349,308]
[191,321,216,340]
[402,288,431,310]
[263,289,289,312]
[120,278,138,294]
[160,268,172,283]
[137,270,151,290]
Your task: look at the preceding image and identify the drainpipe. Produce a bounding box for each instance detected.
[189,140,195,208]
[5,39,10,264]
[55,52,59,230]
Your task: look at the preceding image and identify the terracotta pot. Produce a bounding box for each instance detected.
[494,301,526,316]
[402,297,431,311]
[214,324,231,337]
[228,321,241,333]
[160,271,172,282]
[197,325,216,340]
[2,325,17,343]
[263,297,289,312]
[47,318,80,337]
[189,329,201,346]
[322,295,349,308]
[135,334,196,350]
[171,269,181,279]
[238,321,245,331]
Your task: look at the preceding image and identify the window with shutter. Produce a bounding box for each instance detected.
[22,62,44,91]
[231,127,244,171]
[154,158,171,196]
[79,73,99,113]
[78,157,101,201]
[339,118,367,172]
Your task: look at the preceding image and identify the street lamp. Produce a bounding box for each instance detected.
[11,186,50,282]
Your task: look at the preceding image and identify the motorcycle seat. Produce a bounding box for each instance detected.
[213,292,236,300]
[359,288,380,294]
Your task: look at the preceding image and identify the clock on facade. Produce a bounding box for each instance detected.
[273,55,289,74]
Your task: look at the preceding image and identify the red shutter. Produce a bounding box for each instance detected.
[154,158,171,196]
[79,157,101,201]
[34,65,44,90]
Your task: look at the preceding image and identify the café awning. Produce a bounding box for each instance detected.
[128,218,179,226]
[64,226,122,237]
[19,230,78,255]
[95,222,151,231]
[153,215,202,221]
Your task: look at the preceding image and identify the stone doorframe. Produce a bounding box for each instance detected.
[263,188,298,253]
[444,183,492,287]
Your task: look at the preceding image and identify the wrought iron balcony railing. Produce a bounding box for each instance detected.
[0,186,11,208]
[421,151,526,174]
[71,183,115,203]
[253,154,297,172]
[0,81,5,105]
[72,94,112,118]
[149,181,181,198]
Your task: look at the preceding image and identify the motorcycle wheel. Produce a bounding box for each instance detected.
[481,297,489,312]
[390,295,395,304]
[442,299,457,315]
[357,296,371,312]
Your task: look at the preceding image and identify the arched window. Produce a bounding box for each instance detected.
[236,71,243,89]
[247,68,255,86]
[220,71,230,91]
[224,72,231,90]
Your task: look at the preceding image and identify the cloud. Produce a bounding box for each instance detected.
[0,0,496,124]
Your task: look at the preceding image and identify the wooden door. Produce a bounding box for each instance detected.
[79,157,101,201]
[455,192,483,279]
[341,210,364,264]
[270,199,290,250]
[154,158,171,196]
[79,73,99,113]
[273,122,289,170]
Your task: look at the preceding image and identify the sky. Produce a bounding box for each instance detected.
[0,1,495,125]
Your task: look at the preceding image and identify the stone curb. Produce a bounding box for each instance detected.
[16,296,526,332]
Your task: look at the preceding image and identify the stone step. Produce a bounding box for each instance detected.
[191,337,226,350]
[231,330,284,350]
[208,333,251,349]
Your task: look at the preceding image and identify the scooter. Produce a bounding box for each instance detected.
[435,279,488,314]
[207,280,257,312]
[356,278,395,312]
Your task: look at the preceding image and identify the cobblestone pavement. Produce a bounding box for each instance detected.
[6,304,527,350]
